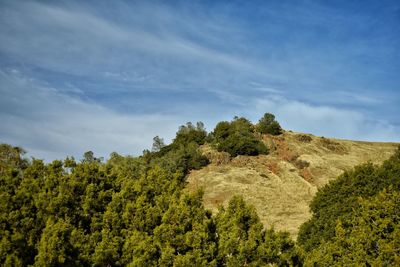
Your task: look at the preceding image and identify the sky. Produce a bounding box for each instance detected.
[0,0,399,161]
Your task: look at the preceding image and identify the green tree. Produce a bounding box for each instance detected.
[215,196,301,266]
[173,122,207,146]
[154,190,217,266]
[82,151,102,163]
[215,196,265,266]
[0,144,40,266]
[212,117,268,157]
[34,218,80,267]
[121,231,159,266]
[152,136,166,152]
[304,189,400,266]
[148,122,209,175]
[256,112,282,135]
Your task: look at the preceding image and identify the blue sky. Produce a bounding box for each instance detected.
[0,0,399,160]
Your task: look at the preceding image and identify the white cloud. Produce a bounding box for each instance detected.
[254,95,400,142]
[250,82,284,94]
[0,70,181,161]
[0,1,265,80]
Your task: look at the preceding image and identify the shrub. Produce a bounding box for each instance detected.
[173,122,207,146]
[256,113,282,135]
[149,122,209,174]
[294,159,310,169]
[297,134,312,143]
[212,117,268,157]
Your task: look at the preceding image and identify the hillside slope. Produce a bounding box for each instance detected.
[185,131,398,237]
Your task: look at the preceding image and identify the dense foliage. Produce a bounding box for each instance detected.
[298,147,400,265]
[0,120,296,267]
[256,113,282,135]
[304,189,400,266]
[146,122,209,175]
[215,196,300,266]
[211,117,268,157]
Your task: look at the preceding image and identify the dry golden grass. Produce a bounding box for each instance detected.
[185,131,398,238]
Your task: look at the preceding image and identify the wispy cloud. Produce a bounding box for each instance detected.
[0,0,399,160]
[0,69,181,160]
[0,1,265,80]
[253,95,400,142]
[250,82,284,94]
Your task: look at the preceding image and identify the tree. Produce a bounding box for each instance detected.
[0,144,28,171]
[121,231,159,266]
[173,122,207,146]
[0,145,39,266]
[154,191,217,266]
[212,117,268,157]
[215,196,265,266]
[256,113,282,135]
[34,219,80,267]
[152,136,165,152]
[82,151,103,163]
[304,189,400,266]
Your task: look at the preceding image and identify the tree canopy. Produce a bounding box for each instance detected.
[256,113,283,135]
[211,117,268,157]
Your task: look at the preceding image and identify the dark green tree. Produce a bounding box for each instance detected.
[154,190,217,266]
[212,117,268,157]
[34,218,80,267]
[173,122,207,146]
[304,189,400,266]
[152,136,166,152]
[215,196,265,266]
[256,113,282,135]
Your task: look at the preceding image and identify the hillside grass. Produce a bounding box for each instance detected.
[185,131,398,237]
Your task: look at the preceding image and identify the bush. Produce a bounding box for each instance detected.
[294,159,310,169]
[212,117,268,157]
[256,113,282,135]
[148,122,209,174]
[218,133,268,157]
[173,122,207,146]
[297,134,312,143]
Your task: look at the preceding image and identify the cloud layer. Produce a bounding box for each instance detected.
[253,95,399,142]
[0,0,399,160]
[0,69,181,160]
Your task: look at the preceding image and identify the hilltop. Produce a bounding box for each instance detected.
[185,131,398,237]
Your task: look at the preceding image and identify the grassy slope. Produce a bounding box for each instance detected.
[185,131,398,237]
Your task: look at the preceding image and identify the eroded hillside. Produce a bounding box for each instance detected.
[185,131,398,237]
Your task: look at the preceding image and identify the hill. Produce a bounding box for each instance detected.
[185,131,398,237]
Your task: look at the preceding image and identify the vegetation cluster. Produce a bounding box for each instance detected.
[210,113,282,157]
[0,115,297,267]
[1,113,399,266]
